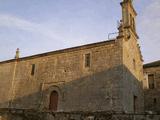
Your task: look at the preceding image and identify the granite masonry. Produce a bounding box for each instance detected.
[0,0,147,119]
[143,61,160,113]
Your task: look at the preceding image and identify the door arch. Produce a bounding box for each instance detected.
[49,91,58,111]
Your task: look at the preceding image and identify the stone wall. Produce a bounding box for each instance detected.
[143,65,160,113]
[0,0,145,114]
[0,61,16,108]
[0,33,145,113]
[0,110,160,120]
[118,0,144,113]
[0,33,144,113]
[120,29,144,113]
[0,40,125,112]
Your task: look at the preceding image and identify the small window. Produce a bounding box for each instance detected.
[148,74,155,89]
[133,59,136,70]
[133,96,138,113]
[133,18,136,30]
[85,53,91,68]
[31,64,35,76]
[154,98,157,105]
[130,14,132,25]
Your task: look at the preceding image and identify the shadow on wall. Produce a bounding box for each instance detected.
[144,89,160,113]
[0,65,143,113]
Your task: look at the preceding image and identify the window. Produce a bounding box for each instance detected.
[148,74,155,89]
[85,53,91,68]
[31,64,35,76]
[129,14,136,31]
[130,14,132,25]
[132,18,136,31]
[133,96,138,113]
[133,59,136,70]
[154,98,157,105]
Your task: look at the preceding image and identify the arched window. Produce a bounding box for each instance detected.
[49,91,58,111]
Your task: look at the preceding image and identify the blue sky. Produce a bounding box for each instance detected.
[0,0,159,63]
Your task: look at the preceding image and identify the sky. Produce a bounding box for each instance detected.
[0,0,159,63]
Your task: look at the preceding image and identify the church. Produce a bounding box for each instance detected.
[0,0,144,114]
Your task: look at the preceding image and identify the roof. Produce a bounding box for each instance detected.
[0,39,115,64]
[143,60,160,68]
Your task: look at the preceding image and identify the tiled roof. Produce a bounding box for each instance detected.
[144,60,160,68]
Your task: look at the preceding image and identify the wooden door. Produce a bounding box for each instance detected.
[49,91,58,111]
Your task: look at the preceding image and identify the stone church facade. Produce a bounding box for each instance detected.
[0,0,144,114]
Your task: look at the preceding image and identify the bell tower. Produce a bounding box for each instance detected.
[120,0,138,39]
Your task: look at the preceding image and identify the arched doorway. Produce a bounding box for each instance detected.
[49,91,58,111]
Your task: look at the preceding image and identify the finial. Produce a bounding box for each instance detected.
[123,0,133,3]
[15,48,20,59]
